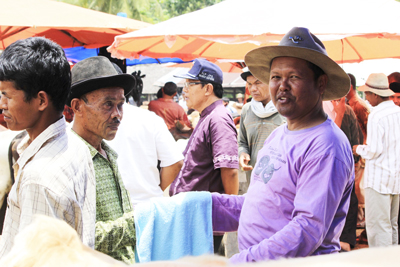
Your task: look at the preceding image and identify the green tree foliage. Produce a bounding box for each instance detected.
[59,0,162,23]
[159,0,224,19]
[58,0,224,23]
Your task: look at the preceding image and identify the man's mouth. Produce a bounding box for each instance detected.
[108,123,120,130]
[2,113,11,120]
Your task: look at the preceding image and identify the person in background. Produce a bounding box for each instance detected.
[331,97,363,251]
[169,59,239,254]
[222,97,237,114]
[389,82,400,107]
[107,64,184,206]
[354,73,400,248]
[238,67,285,194]
[149,82,192,140]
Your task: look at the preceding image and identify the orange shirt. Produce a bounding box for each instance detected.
[148,98,191,130]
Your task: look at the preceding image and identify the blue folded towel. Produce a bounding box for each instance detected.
[134,191,213,263]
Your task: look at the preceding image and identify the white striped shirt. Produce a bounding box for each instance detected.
[0,118,96,257]
[356,100,400,194]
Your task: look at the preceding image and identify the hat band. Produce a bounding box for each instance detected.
[366,83,389,90]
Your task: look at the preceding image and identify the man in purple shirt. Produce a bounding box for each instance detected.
[169,59,239,253]
[212,27,354,263]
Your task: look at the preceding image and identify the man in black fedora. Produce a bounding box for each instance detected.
[67,56,136,264]
[211,27,354,263]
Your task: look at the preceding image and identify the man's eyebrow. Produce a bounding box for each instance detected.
[103,96,125,101]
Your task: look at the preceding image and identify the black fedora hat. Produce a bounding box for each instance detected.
[245,27,350,101]
[67,56,136,106]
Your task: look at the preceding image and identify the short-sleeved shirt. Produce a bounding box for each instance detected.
[0,118,96,257]
[169,100,239,195]
[107,104,183,205]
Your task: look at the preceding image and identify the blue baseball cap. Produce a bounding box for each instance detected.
[174,59,223,85]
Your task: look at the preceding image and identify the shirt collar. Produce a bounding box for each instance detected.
[374,100,395,111]
[71,129,118,159]
[158,98,174,102]
[17,117,66,169]
[200,99,223,117]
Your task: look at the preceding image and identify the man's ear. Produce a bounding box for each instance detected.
[37,91,49,111]
[70,98,83,116]
[204,83,214,96]
[317,74,328,95]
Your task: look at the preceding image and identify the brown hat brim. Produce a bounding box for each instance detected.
[67,74,135,107]
[245,46,350,101]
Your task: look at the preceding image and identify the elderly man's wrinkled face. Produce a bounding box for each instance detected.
[247,75,270,105]
[390,93,400,106]
[269,57,326,123]
[80,87,125,141]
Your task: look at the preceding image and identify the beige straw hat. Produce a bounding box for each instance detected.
[358,73,394,97]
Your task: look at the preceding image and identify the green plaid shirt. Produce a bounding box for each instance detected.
[74,131,135,264]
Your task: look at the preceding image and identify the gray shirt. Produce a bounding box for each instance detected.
[238,103,285,191]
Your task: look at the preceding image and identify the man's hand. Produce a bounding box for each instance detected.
[352,145,359,156]
[239,152,253,171]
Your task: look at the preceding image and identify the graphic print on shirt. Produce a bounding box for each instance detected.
[254,155,281,184]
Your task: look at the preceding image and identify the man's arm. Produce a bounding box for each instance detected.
[95,211,136,255]
[238,108,253,171]
[211,193,245,232]
[220,168,239,195]
[160,160,183,191]
[355,119,384,160]
[18,183,84,238]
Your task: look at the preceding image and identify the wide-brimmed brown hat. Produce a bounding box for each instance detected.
[67,56,136,106]
[358,73,394,97]
[244,27,350,101]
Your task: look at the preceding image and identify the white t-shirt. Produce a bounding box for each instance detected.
[107,104,184,205]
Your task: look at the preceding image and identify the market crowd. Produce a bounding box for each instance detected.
[0,27,399,265]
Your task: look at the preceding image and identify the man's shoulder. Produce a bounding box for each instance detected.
[242,102,251,112]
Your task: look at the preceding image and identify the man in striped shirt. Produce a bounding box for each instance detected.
[354,73,400,247]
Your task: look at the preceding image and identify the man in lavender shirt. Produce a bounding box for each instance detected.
[212,27,355,263]
[169,59,239,253]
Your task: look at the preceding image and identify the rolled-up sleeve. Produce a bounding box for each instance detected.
[210,116,239,170]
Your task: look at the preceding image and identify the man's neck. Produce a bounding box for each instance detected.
[26,110,63,143]
[162,95,174,100]
[72,121,103,153]
[198,96,220,114]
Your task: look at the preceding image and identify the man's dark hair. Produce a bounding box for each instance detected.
[306,61,325,81]
[0,37,71,112]
[347,73,356,90]
[388,72,400,83]
[207,82,223,98]
[163,82,177,96]
[156,88,163,99]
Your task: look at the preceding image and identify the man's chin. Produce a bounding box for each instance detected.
[104,131,118,141]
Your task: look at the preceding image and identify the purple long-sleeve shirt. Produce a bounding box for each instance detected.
[170,100,239,196]
[212,117,354,263]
